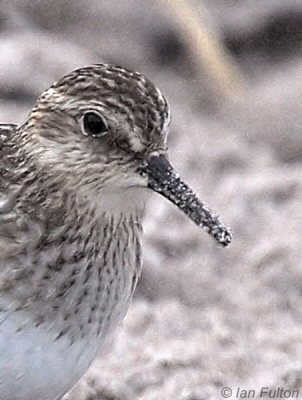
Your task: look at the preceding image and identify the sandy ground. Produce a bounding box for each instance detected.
[0,1,302,399]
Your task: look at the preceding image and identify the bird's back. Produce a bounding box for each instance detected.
[0,124,17,139]
[0,124,19,187]
[0,124,18,153]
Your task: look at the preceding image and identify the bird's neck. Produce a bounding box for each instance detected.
[95,186,148,216]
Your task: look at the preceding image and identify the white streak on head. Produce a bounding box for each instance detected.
[128,134,145,153]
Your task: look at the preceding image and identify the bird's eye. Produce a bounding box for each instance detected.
[82,112,108,137]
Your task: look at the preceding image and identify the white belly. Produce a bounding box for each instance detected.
[0,309,100,400]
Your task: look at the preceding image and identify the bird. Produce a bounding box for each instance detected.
[0,63,232,400]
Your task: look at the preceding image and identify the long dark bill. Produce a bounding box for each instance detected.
[141,154,232,247]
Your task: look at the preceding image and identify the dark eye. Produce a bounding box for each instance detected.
[82,112,108,137]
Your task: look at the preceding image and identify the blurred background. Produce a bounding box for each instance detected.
[0,1,302,399]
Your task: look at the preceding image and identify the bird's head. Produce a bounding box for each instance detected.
[23,64,231,246]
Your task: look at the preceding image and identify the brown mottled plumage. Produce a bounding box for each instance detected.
[0,64,231,400]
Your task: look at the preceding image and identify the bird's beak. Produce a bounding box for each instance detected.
[140,154,232,247]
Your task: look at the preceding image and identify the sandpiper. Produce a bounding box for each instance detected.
[0,63,231,400]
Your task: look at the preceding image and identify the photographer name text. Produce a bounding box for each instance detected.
[221,386,300,399]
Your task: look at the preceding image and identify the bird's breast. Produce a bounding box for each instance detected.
[0,210,143,400]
